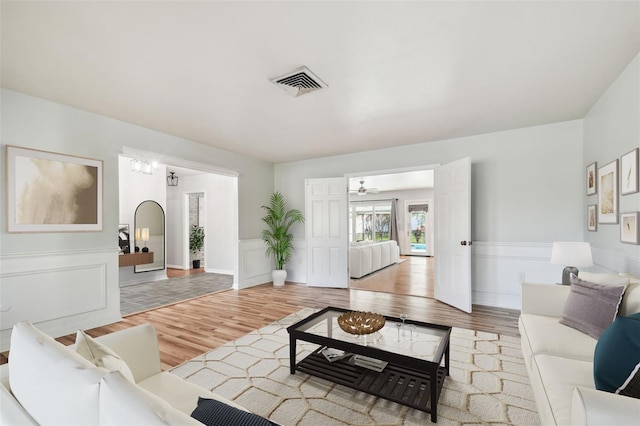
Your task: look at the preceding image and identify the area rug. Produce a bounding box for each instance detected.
[170,308,539,425]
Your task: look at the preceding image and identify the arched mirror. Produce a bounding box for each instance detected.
[134,200,165,273]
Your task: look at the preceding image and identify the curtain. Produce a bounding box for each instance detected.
[389,198,399,242]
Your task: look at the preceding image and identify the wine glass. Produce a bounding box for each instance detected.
[399,313,408,334]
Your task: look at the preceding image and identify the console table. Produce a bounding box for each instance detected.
[118,252,154,267]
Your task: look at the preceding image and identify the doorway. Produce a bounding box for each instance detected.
[405,200,433,256]
[119,148,239,311]
[346,167,436,299]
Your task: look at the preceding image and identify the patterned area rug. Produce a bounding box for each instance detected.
[170,308,539,425]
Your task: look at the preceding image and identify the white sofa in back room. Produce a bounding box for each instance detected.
[349,240,400,278]
[519,271,640,425]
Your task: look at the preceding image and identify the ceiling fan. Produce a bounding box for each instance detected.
[350,179,379,195]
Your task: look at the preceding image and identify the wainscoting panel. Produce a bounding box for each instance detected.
[591,245,640,277]
[0,248,121,351]
[238,239,272,289]
[471,242,558,310]
[238,239,307,289]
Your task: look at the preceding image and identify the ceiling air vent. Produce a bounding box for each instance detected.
[271,66,328,97]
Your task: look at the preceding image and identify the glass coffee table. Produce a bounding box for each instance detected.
[287,307,451,422]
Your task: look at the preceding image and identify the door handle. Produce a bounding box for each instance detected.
[460,241,467,246]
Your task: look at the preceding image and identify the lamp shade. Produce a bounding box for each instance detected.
[141,228,149,242]
[550,242,593,267]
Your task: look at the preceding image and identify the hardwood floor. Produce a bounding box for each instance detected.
[0,282,520,371]
[350,256,434,298]
[166,267,205,278]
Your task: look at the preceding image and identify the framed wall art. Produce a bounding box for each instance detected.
[587,204,597,232]
[598,159,618,224]
[620,148,639,195]
[620,212,639,245]
[586,162,597,195]
[6,145,103,232]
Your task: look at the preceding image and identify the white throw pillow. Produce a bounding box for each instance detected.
[100,371,202,425]
[9,321,107,425]
[75,330,135,382]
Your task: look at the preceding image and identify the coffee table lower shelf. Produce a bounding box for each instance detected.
[295,348,446,420]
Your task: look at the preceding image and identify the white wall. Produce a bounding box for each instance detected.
[275,120,585,309]
[583,52,640,276]
[0,89,273,349]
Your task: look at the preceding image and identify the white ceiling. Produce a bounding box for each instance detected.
[2,1,639,164]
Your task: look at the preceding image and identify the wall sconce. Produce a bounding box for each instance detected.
[550,241,593,285]
[167,172,179,187]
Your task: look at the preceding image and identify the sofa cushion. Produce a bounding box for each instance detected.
[519,314,597,363]
[594,312,640,398]
[100,370,203,425]
[559,275,626,339]
[191,397,277,426]
[9,321,107,425]
[531,354,595,425]
[138,371,247,415]
[75,329,135,382]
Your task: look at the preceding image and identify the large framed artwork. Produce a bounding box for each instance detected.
[6,145,103,232]
[586,162,597,195]
[587,204,597,232]
[597,159,618,224]
[620,212,639,245]
[620,148,639,195]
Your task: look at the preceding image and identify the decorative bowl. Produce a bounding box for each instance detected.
[337,311,386,336]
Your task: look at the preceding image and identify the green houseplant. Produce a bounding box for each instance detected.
[261,192,304,286]
[189,224,205,269]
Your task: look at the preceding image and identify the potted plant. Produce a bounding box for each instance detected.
[189,224,205,269]
[261,192,304,286]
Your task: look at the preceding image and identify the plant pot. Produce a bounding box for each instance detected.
[272,269,287,287]
[192,259,201,269]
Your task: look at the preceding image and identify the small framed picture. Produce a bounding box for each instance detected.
[587,205,597,232]
[598,159,618,224]
[620,148,639,195]
[620,212,639,245]
[586,162,597,195]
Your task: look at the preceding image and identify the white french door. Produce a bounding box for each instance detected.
[434,157,472,313]
[305,177,349,288]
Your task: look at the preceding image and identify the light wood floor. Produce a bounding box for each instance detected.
[166,267,205,278]
[0,282,520,370]
[350,256,434,298]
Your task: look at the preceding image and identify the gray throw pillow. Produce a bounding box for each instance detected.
[559,274,626,339]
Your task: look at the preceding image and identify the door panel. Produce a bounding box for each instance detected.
[434,157,472,313]
[306,178,349,288]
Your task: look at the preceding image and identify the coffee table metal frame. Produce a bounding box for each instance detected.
[287,306,451,422]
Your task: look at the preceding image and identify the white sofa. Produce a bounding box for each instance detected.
[0,321,250,425]
[519,272,640,426]
[349,240,400,278]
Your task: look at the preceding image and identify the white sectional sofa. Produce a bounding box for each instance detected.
[349,240,400,278]
[0,321,256,425]
[519,272,640,425]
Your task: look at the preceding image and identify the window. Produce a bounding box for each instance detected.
[349,201,391,242]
